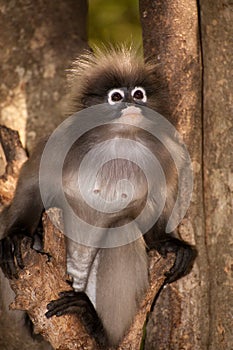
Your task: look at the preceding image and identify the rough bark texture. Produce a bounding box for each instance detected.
[200,1,233,348]
[0,126,52,350]
[10,210,100,350]
[139,1,208,349]
[117,251,175,350]
[0,126,27,204]
[0,125,175,349]
[0,0,88,152]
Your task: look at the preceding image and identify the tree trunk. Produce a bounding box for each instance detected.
[140,0,232,349]
[199,1,233,348]
[140,0,206,349]
[0,0,88,152]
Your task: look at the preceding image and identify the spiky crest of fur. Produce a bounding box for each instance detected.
[67,45,167,116]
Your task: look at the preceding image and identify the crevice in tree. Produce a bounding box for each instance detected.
[197,2,212,348]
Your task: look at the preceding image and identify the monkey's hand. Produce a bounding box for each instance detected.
[156,237,196,284]
[0,233,32,279]
[46,291,107,346]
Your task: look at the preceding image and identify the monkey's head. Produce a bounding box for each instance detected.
[67,46,168,118]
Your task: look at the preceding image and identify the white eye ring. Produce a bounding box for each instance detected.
[108,89,125,105]
[131,87,147,103]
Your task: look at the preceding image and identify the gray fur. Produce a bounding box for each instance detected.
[96,235,148,345]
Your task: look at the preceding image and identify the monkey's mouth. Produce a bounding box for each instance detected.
[121,105,141,116]
[117,105,144,125]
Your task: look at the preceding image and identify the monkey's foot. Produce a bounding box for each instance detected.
[157,237,196,283]
[46,291,107,346]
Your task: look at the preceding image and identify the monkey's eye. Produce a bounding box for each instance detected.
[131,87,147,103]
[108,89,125,105]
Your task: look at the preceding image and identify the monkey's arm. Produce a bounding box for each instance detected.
[145,230,196,284]
[0,142,45,278]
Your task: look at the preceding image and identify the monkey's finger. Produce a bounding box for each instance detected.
[13,236,32,270]
[58,290,90,302]
[0,237,18,278]
[47,294,88,310]
[58,290,77,298]
[165,247,185,283]
[46,298,88,318]
[46,291,93,318]
[165,244,196,283]
[0,240,8,276]
[47,291,90,310]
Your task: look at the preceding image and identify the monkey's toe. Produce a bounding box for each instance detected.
[45,291,96,318]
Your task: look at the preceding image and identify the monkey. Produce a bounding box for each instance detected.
[0,46,196,349]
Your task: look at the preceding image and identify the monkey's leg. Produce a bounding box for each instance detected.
[45,290,108,347]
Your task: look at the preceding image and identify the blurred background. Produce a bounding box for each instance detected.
[88,0,142,47]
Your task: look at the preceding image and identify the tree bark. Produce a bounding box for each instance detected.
[0,2,88,349]
[199,1,233,348]
[139,1,209,349]
[0,0,88,152]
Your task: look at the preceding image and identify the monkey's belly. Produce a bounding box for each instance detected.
[65,159,149,228]
[93,160,147,207]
